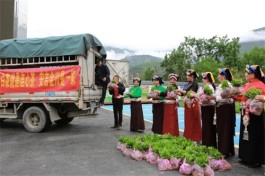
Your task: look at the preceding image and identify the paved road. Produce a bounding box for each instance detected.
[0,108,264,176]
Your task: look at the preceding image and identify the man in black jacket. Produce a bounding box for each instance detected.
[95,59,110,107]
[109,75,125,129]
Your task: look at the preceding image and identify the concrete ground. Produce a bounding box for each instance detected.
[0,108,264,176]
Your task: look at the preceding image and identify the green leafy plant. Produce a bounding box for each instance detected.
[167,84,176,91]
[220,80,230,89]
[186,90,192,98]
[111,80,116,83]
[203,85,213,95]
[244,88,262,100]
[151,86,155,92]
[231,79,243,87]
[194,155,209,167]
[117,134,225,167]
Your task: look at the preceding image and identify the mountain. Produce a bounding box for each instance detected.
[122,55,162,68]
[121,55,164,77]
[239,26,265,54]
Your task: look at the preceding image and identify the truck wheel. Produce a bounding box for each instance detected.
[22,106,49,133]
[54,117,74,126]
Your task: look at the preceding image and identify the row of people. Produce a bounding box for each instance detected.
[107,65,265,168]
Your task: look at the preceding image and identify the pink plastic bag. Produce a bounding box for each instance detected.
[249,100,264,116]
[122,148,133,157]
[192,164,204,176]
[204,165,214,176]
[219,158,231,171]
[130,149,144,161]
[146,147,159,164]
[117,142,126,151]
[179,159,193,175]
[157,158,173,171]
[170,158,182,170]
[200,94,210,104]
[209,159,223,171]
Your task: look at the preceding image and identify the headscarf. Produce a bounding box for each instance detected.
[186,69,199,79]
[132,77,141,86]
[202,72,215,83]
[168,73,179,81]
[152,76,164,85]
[218,68,233,82]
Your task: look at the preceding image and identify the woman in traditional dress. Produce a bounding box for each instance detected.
[193,72,216,147]
[176,69,202,142]
[237,65,265,167]
[160,73,179,136]
[125,77,145,132]
[147,76,166,134]
[215,68,235,157]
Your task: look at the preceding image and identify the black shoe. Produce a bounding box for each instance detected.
[247,163,262,168]
[111,125,118,128]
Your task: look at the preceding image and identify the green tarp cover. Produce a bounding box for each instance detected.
[0,33,106,59]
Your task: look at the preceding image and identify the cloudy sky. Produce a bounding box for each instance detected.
[27,0,265,58]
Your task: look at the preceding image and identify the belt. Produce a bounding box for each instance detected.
[152,100,163,104]
[164,100,176,104]
[131,98,141,102]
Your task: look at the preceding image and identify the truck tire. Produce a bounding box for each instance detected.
[22,106,49,133]
[54,117,74,126]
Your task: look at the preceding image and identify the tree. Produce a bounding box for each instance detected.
[193,57,224,83]
[160,47,191,81]
[240,46,265,71]
[142,67,154,80]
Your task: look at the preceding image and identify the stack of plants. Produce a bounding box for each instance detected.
[117,134,231,175]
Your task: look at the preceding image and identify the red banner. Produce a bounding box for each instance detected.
[0,66,80,94]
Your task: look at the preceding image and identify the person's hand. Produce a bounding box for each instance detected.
[103,77,106,82]
[255,95,265,102]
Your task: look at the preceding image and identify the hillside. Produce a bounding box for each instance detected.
[120,55,164,77]
[240,40,265,54]
[122,55,162,68]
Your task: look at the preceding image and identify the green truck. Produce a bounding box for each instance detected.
[0,34,106,132]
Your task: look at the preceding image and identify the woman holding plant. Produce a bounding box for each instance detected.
[237,65,265,167]
[214,68,236,157]
[160,73,179,136]
[193,72,217,147]
[176,69,202,142]
[147,76,166,134]
[109,75,125,129]
[124,77,145,132]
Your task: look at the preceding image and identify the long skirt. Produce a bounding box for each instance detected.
[201,105,217,147]
[239,110,264,164]
[216,104,235,156]
[130,101,145,131]
[183,101,202,141]
[163,102,179,136]
[152,102,164,134]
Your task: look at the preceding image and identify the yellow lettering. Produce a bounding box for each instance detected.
[5,73,10,88]
[44,72,49,87]
[20,73,25,87]
[39,72,44,87]
[60,71,65,86]
[15,73,20,88]
[30,73,35,87]
[10,73,15,88]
